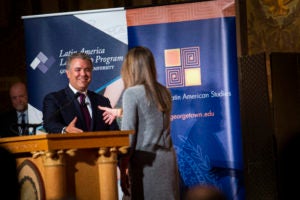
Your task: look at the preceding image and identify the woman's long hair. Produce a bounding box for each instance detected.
[121,46,172,115]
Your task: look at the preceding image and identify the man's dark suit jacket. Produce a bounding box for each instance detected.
[0,110,20,137]
[42,86,119,133]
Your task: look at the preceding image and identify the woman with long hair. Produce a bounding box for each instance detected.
[100,46,180,200]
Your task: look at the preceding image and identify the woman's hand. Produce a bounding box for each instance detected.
[98,106,121,125]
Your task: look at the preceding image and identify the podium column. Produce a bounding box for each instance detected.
[42,150,67,200]
[97,147,119,200]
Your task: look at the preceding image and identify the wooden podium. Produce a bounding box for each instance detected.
[0,130,134,200]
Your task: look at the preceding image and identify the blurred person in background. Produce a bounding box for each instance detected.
[0,81,29,137]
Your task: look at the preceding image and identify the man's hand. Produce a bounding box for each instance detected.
[65,117,83,133]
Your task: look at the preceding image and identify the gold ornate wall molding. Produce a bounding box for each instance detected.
[247,0,300,54]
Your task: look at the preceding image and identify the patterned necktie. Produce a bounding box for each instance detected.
[79,93,91,131]
[20,113,27,135]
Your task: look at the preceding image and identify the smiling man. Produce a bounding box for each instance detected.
[42,52,119,134]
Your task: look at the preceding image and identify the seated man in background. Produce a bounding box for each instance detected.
[0,81,29,137]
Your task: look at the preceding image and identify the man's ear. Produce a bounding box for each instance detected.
[65,69,70,78]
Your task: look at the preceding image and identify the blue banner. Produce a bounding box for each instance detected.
[23,9,128,127]
[127,2,244,199]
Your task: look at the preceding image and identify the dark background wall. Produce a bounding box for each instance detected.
[238,1,300,199]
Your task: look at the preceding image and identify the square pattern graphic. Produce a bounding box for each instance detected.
[185,68,201,86]
[165,46,201,88]
[30,52,55,74]
[165,49,181,67]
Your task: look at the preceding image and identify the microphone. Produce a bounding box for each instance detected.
[77,92,90,107]
[26,123,43,135]
[81,101,89,107]
[9,123,42,136]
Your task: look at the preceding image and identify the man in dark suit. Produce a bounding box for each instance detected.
[42,52,119,134]
[0,81,29,137]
